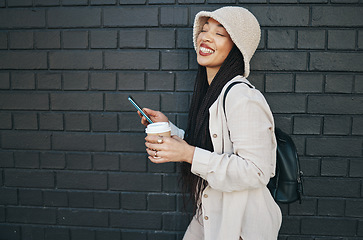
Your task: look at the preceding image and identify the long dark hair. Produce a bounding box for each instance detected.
[181,45,245,214]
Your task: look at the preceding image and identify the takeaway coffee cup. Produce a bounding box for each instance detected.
[145,122,171,137]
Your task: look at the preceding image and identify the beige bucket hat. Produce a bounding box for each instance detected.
[193,6,261,78]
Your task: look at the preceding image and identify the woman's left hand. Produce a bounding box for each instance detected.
[145,135,195,164]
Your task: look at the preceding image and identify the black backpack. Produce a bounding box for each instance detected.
[223,81,303,204]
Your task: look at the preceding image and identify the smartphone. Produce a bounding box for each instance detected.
[128,96,154,124]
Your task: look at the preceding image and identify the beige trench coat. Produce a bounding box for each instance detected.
[171,76,282,240]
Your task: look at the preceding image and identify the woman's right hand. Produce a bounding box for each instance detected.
[137,108,169,126]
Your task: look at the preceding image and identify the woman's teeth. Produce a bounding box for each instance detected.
[200,47,214,54]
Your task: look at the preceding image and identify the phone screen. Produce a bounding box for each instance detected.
[128,96,153,124]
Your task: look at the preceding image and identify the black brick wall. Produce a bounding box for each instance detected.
[0,0,362,239]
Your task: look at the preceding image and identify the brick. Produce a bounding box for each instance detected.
[51,92,103,110]
[0,188,17,205]
[7,206,56,224]
[110,211,162,229]
[295,74,323,93]
[308,95,363,114]
[148,194,176,211]
[325,74,353,93]
[39,112,63,131]
[162,175,181,192]
[109,173,161,192]
[43,190,68,207]
[175,71,195,91]
[14,151,39,168]
[301,217,356,236]
[0,225,20,240]
[106,133,145,152]
[91,0,116,4]
[35,0,60,6]
[11,72,35,90]
[90,30,117,49]
[5,169,54,188]
[150,0,175,3]
[96,229,121,240]
[346,199,363,217]
[304,178,360,197]
[179,0,205,3]
[120,154,147,172]
[119,29,146,48]
[0,152,14,168]
[352,117,363,135]
[121,193,147,210]
[0,9,45,28]
[118,72,145,91]
[249,6,309,26]
[53,133,104,151]
[66,153,92,170]
[94,192,120,209]
[58,209,108,227]
[306,137,361,157]
[8,0,32,6]
[289,198,316,216]
[34,31,61,49]
[321,158,348,177]
[69,191,93,208]
[252,52,307,71]
[350,159,363,177]
[105,51,159,70]
[313,52,363,72]
[0,112,12,129]
[148,29,175,49]
[149,161,176,173]
[63,31,88,49]
[163,213,190,231]
[148,232,176,240]
[49,51,102,70]
[63,72,89,90]
[21,225,45,240]
[189,50,198,69]
[1,51,47,70]
[2,132,51,150]
[355,75,363,93]
[91,113,118,132]
[104,8,158,27]
[105,93,159,112]
[57,171,107,190]
[93,153,119,171]
[62,0,88,5]
[312,6,363,27]
[120,0,146,3]
[90,72,116,90]
[177,28,193,49]
[318,198,345,216]
[71,229,95,240]
[37,72,62,90]
[0,72,10,89]
[9,32,33,49]
[161,93,190,112]
[293,116,321,135]
[297,30,325,49]
[323,116,351,135]
[13,112,38,130]
[328,30,356,50]
[40,152,65,169]
[267,30,295,49]
[119,113,145,132]
[265,94,306,113]
[265,73,294,92]
[160,7,188,26]
[0,32,6,49]
[359,30,363,50]
[161,50,189,70]
[45,228,69,240]
[64,113,90,131]
[146,72,174,91]
[121,231,147,240]
[48,8,101,28]
[19,189,42,206]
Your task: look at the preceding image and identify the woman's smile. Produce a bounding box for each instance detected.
[199,43,215,56]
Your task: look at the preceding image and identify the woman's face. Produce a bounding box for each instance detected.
[196,18,234,72]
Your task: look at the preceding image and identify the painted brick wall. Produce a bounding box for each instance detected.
[0,0,362,239]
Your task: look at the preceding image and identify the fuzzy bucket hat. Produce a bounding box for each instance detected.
[193,6,261,78]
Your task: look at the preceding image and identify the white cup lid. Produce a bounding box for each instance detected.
[145,122,171,134]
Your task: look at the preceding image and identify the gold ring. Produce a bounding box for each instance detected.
[154,151,158,158]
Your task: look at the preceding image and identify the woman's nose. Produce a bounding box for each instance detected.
[201,31,212,42]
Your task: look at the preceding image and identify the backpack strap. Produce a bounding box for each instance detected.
[223,81,253,115]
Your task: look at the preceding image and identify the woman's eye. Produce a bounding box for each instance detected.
[216,33,225,36]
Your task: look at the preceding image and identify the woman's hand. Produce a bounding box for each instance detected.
[137,108,169,126]
[145,135,195,164]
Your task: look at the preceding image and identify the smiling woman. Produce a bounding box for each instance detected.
[138,6,282,240]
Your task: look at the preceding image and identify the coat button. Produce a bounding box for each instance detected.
[204,216,209,220]
[203,194,208,198]
[212,134,217,138]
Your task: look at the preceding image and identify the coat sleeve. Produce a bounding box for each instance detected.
[169,121,185,139]
[191,85,276,192]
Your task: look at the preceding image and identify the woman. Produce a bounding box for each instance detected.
[139,6,282,240]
